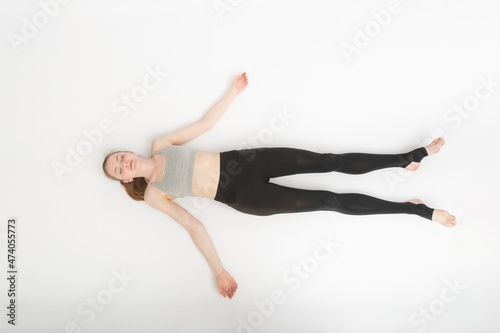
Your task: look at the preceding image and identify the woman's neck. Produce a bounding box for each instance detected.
[142,154,163,182]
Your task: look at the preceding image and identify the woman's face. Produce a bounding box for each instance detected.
[106,151,138,182]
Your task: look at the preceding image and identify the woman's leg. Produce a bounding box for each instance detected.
[235,182,434,220]
[215,139,450,223]
[295,147,428,175]
[296,137,445,175]
[246,146,429,180]
[294,188,434,220]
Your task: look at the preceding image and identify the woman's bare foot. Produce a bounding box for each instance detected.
[405,137,446,171]
[408,199,457,228]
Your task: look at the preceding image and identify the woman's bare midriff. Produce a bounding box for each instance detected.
[191,151,220,199]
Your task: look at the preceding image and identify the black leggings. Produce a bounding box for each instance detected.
[214,146,434,220]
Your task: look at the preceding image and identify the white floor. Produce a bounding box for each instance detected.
[2,0,500,332]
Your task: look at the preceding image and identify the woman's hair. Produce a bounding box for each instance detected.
[102,150,147,201]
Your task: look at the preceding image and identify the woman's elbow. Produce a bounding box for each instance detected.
[185,217,204,233]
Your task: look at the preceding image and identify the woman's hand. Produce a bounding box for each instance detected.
[231,72,248,95]
[216,269,238,299]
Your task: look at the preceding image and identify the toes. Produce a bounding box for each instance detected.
[443,216,457,227]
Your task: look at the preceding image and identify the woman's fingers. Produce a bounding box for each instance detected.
[228,284,237,298]
[221,284,232,298]
[235,72,248,90]
[219,276,238,299]
[229,282,237,296]
[227,285,235,298]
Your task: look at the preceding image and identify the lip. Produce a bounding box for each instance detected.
[130,160,133,169]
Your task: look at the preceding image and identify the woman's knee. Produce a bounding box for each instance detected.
[296,151,340,173]
[321,191,340,211]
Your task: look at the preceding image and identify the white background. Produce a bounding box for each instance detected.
[1,0,500,332]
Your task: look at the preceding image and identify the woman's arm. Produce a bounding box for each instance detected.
[144,188,238,299]
[150,73,248,149]
[202,72,248,129]
[189,219,238,299]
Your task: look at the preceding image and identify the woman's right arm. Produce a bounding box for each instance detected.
[144,187,238,299]
[151,72,248,151]
[189,221,238,299]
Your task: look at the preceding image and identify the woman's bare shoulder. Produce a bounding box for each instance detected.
[150,139,174,155]
[144,182,177,201]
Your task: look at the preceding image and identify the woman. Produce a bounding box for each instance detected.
[102,72,457,300]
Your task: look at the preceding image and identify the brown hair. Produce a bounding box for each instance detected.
[102,150,147,201]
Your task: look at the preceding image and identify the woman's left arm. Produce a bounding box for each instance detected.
[202,72,248,130]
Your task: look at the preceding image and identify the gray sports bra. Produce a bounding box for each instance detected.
[145,145,197,197]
